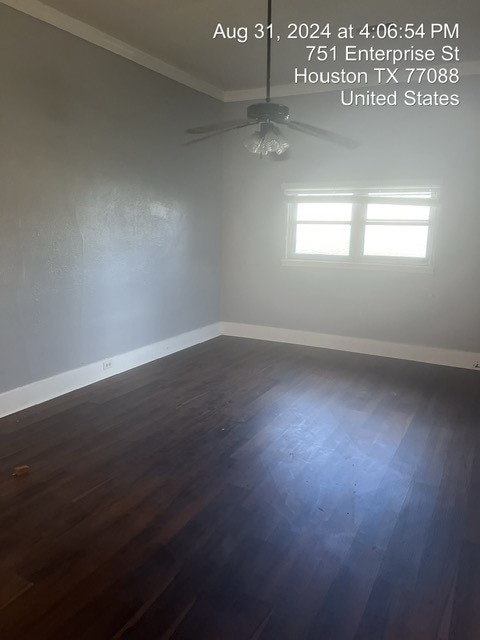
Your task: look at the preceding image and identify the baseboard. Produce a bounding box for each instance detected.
[0,323,221,419]
[2,320,477,419]
[220,322,480,371]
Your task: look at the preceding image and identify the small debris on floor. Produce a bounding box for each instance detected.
[12,465,30,477]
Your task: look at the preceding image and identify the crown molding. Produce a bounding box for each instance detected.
[1,0,225,101]
[223,82,339,103]
[2,0,480,104]
[223,59,480,102]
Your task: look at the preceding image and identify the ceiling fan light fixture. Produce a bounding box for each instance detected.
[185,0,357,155]
[244,123,289,157]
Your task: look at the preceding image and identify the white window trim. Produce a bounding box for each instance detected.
[282,182,439,273]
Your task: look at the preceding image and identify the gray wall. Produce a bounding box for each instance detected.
[0,5,222,394]
[221,80,480,352]
[1,5,479,399]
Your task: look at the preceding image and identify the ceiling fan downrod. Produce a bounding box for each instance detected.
[184,0,358,155]
[266,0,272,103]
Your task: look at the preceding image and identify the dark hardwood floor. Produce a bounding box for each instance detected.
[0,336,479,639]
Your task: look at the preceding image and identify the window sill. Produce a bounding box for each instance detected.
[281,258,434,273]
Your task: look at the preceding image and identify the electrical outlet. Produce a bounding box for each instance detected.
[474,361,480,370]
[103,360,113,371]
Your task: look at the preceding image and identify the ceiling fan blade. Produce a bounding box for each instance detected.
[183,122,256,146]
[286,120,358,149]
[186,119,253,134]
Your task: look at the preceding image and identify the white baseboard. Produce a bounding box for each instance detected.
[2,320,477,419]
[0,323,221,419]
[220,322,480,371]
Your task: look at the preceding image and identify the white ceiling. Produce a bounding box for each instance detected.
[4,0,480,99]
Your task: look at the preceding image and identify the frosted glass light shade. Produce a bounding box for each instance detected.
[244,124,289,157]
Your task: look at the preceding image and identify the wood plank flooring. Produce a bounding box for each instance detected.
[0,336,479,639]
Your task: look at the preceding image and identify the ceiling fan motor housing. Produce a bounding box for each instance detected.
[247,102,289,123]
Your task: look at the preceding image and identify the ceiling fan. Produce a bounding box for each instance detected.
[184,0,357,158]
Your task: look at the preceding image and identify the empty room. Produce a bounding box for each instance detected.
[1,0,479,638]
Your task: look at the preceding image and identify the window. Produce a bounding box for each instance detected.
[284,185,438,270]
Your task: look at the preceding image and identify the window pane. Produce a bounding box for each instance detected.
[363,225,429,258]
[367,204,430,221]
[296,224,351,256]
[297,202,352,222]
